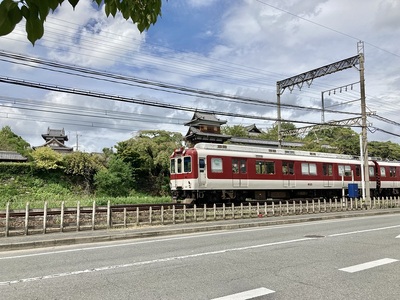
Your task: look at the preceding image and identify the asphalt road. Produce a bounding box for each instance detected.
[0,213,399,299]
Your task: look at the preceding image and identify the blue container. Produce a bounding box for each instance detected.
[348,183,359,198]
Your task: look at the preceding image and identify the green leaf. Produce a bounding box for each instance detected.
[26,15,44,45]
[21,6,30,19]
[0,0,20,36]
[7,5,23,24]
[37,0,51,21]
[48,0,63,11]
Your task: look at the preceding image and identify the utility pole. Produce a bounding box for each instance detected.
[277,86,282,148]
[358,41,371,205]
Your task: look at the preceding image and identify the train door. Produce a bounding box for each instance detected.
[232,158,248,187]
[198,157,206,187]
[323,163,333,187]
[282,161,295,188]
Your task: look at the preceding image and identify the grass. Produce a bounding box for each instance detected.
[0,172,172,210]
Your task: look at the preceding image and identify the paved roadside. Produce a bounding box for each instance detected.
[1,208,400,252]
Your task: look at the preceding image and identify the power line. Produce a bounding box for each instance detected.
[0,51,362,116]
[0,75,350,126]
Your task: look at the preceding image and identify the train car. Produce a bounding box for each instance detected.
[170,143,400,204]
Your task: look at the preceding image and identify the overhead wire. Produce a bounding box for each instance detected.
[0,2,399,141]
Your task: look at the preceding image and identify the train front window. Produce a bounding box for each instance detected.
[177,158,182,173]
[170,159,175,174]
[380,167,386,177]
[390,167,396,177]
[184,157,192,173]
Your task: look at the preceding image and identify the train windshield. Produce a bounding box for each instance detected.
[170,159,175,174]
[184,156,192,173]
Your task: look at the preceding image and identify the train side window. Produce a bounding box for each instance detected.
[256,161,275,174]
[355,165,360,177]
[232,159,239,174]
[183,157,191,173]
[380,167,386,177]
[170,159,175,174]
[338,165,351,176]
[323,163,333,176]
[301,163,317,175]
[199,158,205,173]
[255,160,263,174]
[369,166,375,177]
[390,167,396,177]
[211,157,223,173]
[177,158,182,174]
[282,161,294,175]
[266,162,275,174]
[240,159,247,174]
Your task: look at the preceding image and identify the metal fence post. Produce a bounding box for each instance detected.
[5,202,10,237]
[91,201,95,230]
[61,201,65,232]
[107,200,111,228]
[76,201,80,232]
[24,202,29,235]
[43,201,48,234]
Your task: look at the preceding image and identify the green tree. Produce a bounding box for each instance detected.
[221,125,248,137]
[31,147,64,170]
[0,126,31,157]
[302,127,359,155]
[0,0,163,45]
[369,141,400,160]
[115,130,182,195]
[94,156,133,197]
[260,122,299,142]
[63,151,104,192]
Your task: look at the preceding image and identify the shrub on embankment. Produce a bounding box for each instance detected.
[0,163,170,209]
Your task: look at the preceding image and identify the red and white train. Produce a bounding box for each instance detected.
[170,142,400,204]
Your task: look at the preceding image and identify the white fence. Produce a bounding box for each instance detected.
[1,197,399,237]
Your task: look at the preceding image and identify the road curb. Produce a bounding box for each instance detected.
[1,209,399,251]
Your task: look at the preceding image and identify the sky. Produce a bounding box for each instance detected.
[0,0,400,153]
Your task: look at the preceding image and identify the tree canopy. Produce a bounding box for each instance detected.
[0,126,31,157]
[0,0,163,45]
[115,130,182,195]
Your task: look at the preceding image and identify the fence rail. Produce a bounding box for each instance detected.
[1,197,400,237]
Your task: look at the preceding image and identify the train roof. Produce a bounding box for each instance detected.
[193,143,389,162]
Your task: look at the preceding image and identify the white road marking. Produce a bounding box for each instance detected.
[211,287,275,300]
[0,237,313,286]
[2,217,399,261]
[396,234,400,238]
[339,258,399,273]
[328,225,400,237]
[0,218,345,261]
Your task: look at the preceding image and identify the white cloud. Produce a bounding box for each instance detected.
[1,0,400,151]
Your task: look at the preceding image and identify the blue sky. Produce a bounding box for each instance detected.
[1,0,400,152]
